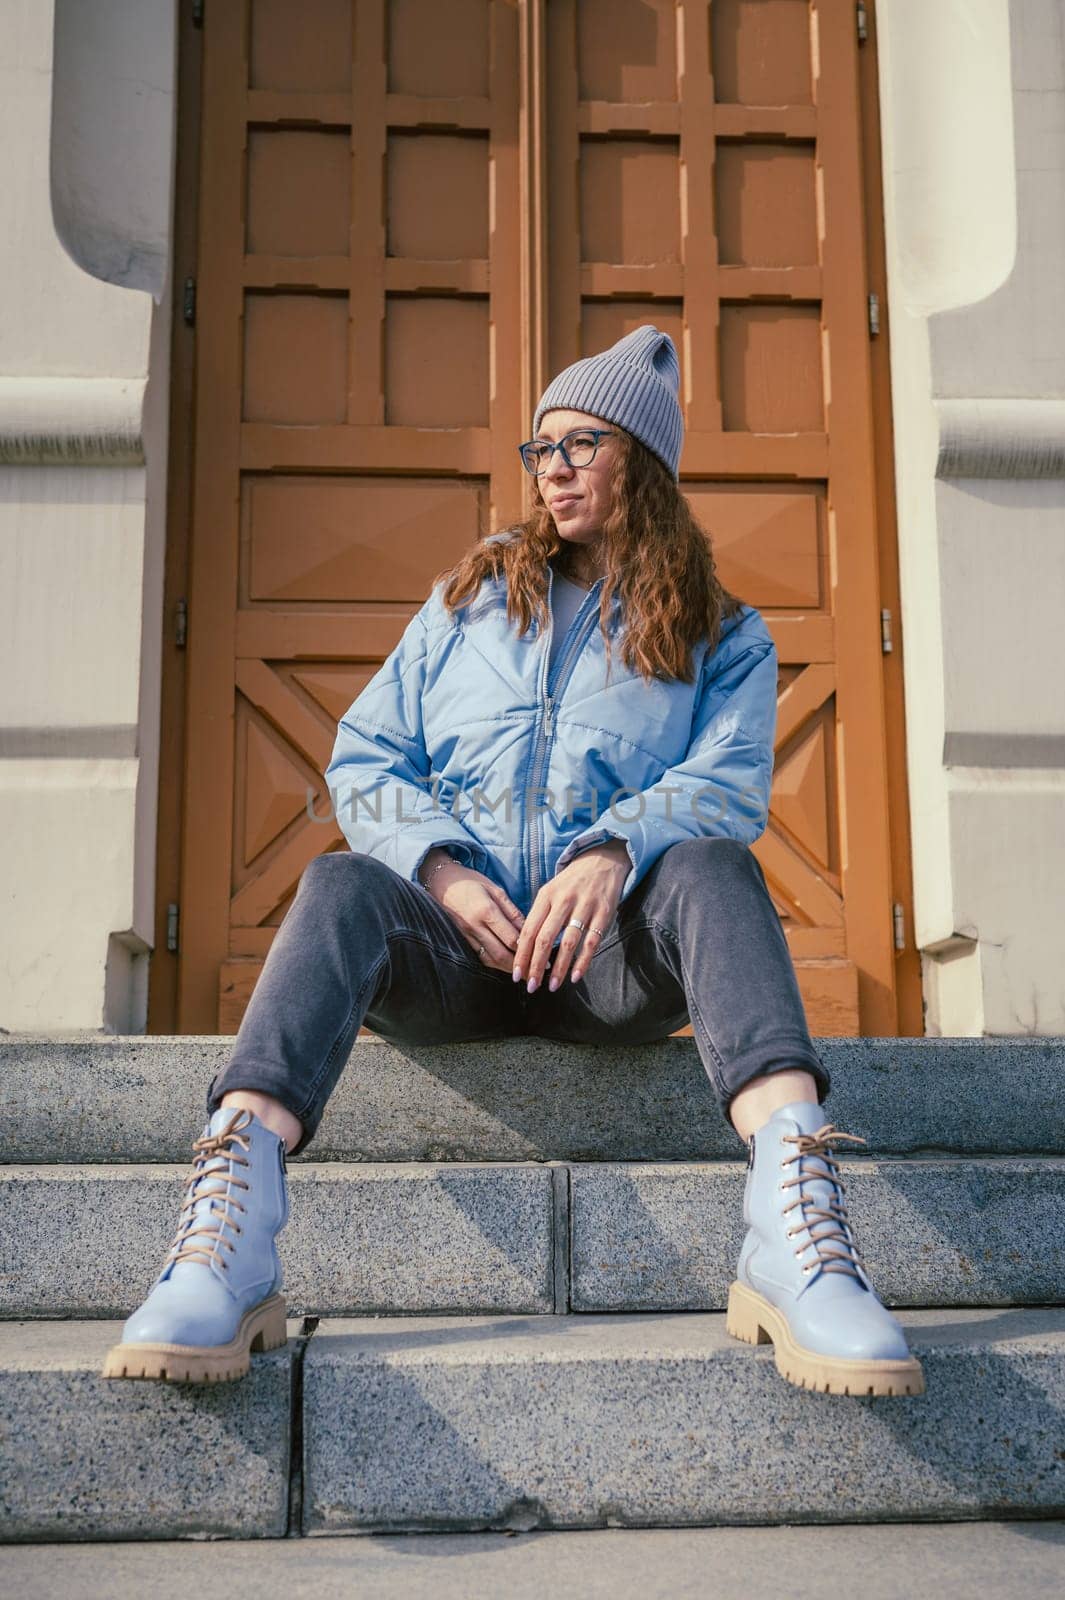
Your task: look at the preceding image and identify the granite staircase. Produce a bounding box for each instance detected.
[1,1033,1063,1541]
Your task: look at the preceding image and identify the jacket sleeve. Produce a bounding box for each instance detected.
[323,602,492,886]
[553,634,778,905]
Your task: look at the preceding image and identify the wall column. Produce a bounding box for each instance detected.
[876,0,1065,1033]
[0,0,177,1031]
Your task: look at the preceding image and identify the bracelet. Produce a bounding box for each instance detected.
[419,851,462,891]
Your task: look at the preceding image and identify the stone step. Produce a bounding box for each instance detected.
[568,1155,1065,1312]
[3,1309,1063,1540]
[300,1307,1065,1532]
[3,1034,1065,1163]
[0,1162,559,1318]
[3,1157,1063,1318]
[0,1318,299,1541]
[3,1521,1065,1596]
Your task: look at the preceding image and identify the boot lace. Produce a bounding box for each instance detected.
[164,1108,254,1272]
[780,1123,869,1283]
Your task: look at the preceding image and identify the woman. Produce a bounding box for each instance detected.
[103,327,924,1398]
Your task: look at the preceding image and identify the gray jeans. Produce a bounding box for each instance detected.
[207,836,830,1158]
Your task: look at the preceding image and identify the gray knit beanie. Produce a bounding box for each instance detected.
[532,324,684,480]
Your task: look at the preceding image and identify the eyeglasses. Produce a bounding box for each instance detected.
[517,428,615,476]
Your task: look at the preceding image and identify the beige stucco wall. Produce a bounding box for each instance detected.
[0,0,176,1031]
[875,0,1065,1033]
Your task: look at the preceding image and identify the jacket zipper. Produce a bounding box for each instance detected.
[525,572,605,902]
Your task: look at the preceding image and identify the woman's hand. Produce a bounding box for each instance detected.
[421,854,526,973]
[512,840,629,992]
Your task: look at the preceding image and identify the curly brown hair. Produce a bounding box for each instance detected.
[431,429,745,685]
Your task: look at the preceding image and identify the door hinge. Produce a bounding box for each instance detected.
[857,2,868,44]
[192,0,205,26]
[166,902,180,954]
[183,275,196,327]
[893,902,905,951]
[175,597,188,649]
[880,607,893,654]
[868,291,880,337]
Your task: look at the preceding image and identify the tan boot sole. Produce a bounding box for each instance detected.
[101,1293,288,1383]
[726,1280,925,1397]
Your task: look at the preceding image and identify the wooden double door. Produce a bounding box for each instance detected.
[157,0,918,1038]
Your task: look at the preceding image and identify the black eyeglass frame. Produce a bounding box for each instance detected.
[517,428,616,476]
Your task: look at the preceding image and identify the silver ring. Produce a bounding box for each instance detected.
[566,919,586,933]
[477,943,486,957]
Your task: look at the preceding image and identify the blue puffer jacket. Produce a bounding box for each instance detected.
[324,534,778,920]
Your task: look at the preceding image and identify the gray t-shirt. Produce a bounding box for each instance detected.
[549,572,592,676]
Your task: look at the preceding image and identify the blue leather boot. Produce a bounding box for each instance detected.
[102,1105,290,1383]
[726,1100,925,1396]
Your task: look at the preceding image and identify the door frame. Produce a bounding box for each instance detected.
[147,0,204,1033]
[149,0,923,1037]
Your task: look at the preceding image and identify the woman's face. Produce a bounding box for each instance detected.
[533,407,618,550]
